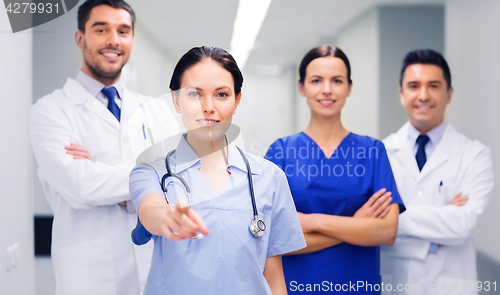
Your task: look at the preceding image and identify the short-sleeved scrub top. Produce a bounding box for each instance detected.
[265,132,405,294]
[130,135,306,295]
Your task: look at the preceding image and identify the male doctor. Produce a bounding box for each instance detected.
[380,49,494,294]
[29,0,179,294]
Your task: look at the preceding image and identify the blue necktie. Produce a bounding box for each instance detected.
[415,134,430,171]
[416,134,439,254]
[102,87,120,122]
[415,134,439,254]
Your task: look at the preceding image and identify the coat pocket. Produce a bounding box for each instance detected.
[55,237,116,295]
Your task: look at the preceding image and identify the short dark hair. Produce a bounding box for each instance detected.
[400,49,452,90]
[298,45,352,85]
[169,46,244,96]
[77,0,135,33]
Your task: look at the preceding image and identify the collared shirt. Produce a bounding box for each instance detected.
[76,70,123,108]
[407,121,447,254]
[129,135,306,294]
[408,121,447,158]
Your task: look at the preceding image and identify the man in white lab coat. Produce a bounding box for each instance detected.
[380,49,494,295]
[29,1,179,294]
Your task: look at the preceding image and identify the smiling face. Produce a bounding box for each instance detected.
[299,56,352,118]
[75,5,133,85]
[172,58,241,143]
[400,64,453,133]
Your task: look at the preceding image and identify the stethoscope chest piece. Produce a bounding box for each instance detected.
[249,218,266,238]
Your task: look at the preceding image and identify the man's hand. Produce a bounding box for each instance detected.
[161,200,210,241]
[450,192,468,207]
[353,188,392,219]
[65,143,95,162]
[65,143,127,206]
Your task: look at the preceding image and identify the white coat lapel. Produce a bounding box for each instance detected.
[119,89,149,164]
[385,123,421,180]
[395,145,420,180]
[62,78,120,131]
[418,124,460,181]
[120,88,145,125]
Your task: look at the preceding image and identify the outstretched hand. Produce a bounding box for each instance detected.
[65,143,95,162]
[161,200,210,241]
[353,188,392,219]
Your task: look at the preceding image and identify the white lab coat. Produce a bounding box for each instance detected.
[380,122,494,295]
[29,78,180,295]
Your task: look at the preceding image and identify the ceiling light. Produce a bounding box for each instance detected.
[230,0,272,70]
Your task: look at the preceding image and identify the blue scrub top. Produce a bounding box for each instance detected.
[265,132,405,294]
[130,135,306,295]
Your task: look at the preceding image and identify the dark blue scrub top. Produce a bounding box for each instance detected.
[265,132,405,294]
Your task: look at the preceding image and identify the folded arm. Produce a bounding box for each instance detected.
[294,189,398,252]
[287,233,342,255]
[302,204,399,246]
[30,100,134,209]
[398,146,493,246]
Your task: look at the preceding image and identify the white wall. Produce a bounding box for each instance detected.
[378,5,444,138]
[292,60,311,134]
[122,24,176,98]
[337,9,381,138]
[237,68,297,156]
[445,0,500,263]
[334,6,444,139]
[0,6,35,295]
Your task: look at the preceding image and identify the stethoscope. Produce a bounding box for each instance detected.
[161,146,266,239]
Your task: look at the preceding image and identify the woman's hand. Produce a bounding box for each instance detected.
[298,189,392,234]
[65,143,95,162]
[353,188,392,219]
[160,200,210,241]
[295,188,397,250]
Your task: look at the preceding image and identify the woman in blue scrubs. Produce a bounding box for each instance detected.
[129,46,305,295]
[265,45,405,294]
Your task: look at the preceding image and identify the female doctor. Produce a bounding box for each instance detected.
[265,45,406,294]
[129,46,306,295]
